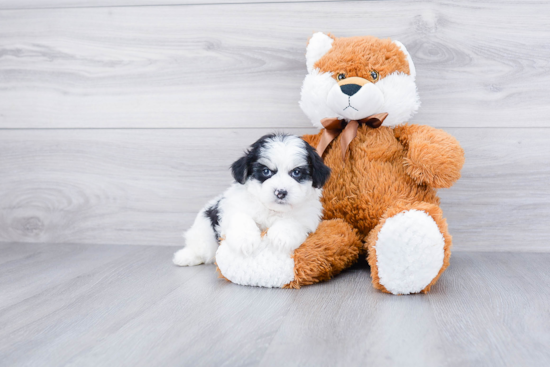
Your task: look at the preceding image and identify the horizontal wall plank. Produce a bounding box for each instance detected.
[0,127,548,251]
[0,0,339,10]
[1,0,549,128]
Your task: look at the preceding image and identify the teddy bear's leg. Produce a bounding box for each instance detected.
[283,219,363,289]
[365,202,452,295]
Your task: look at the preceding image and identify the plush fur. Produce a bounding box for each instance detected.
[290,33,465,294]
[300,33,420,128]
[284,218,362,289]
[173,133,331,288]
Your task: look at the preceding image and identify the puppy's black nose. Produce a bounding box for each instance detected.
[275,190,287,200]
[340,84,361,96]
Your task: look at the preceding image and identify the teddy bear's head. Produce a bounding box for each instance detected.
[299,33,420,128]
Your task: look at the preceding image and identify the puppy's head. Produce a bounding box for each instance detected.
[299,33,420,127]
[231,134,330,212]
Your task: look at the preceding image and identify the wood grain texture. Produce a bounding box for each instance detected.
[260,252,550,367]
[429,252,550,367]
[0,127,548,251]
[1,0,549,128]
[1,243,549,367]
[0,0,341,10]
[260,267,448,367]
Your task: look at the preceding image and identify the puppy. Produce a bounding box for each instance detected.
[173,133,331,287]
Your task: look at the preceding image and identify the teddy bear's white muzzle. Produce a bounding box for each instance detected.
[327,82,385,121]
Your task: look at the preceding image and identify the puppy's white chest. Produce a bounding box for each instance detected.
[216,245,295,288]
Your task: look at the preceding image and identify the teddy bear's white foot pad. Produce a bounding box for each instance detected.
[374,209,445,295]
[216,245,295,288]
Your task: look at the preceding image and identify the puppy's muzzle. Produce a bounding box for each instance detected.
[338,76,370,96]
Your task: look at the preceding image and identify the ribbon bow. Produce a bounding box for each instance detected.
[316,112,389,161]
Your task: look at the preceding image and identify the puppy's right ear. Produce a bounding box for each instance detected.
[303,140,331,189]
[231,155,249,184]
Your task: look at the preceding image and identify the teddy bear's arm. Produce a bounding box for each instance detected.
[394,124,465,188]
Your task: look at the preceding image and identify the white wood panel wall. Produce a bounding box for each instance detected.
[1,0,549,251]
[0,0,328,10]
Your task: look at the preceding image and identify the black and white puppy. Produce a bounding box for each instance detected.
[173,133,330,287]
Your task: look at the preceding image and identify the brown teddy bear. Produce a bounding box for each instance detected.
[177,32,465,294]
[285,33,465,294]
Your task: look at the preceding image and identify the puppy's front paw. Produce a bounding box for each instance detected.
[224,230,262,256]
[267,224,307,253]
[173,248,204,266]
[230,235,262,256]
[243,240,263,256]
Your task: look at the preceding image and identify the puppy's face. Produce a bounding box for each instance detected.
[231,134,330,212]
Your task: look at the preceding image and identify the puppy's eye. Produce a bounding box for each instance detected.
[290,169,302,178]
[337,73,346,81]
[370,70,379,81]
[262,168,272,177]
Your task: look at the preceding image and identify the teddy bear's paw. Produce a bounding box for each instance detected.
[374,209,445,295]
[216,243,296,288]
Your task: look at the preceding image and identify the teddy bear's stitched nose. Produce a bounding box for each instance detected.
[340,84,362,96]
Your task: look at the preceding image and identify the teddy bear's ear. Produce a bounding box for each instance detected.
[392,41,416,80]
[306,32,335,73]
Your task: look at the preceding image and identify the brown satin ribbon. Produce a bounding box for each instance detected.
[316,112,389,161]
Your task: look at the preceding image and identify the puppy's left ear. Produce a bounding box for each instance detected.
[231,155,249,184]
[304,140,331,188]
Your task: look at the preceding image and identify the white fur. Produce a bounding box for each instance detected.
[299,69,341,129]
[376,72,420,126]
[173,195,221,266]
[173,135,324,288]
[299,36,420,127]
[327,82,385,121]
[374,210,445,295]
[306,32,334,73]
[215,184,321,288]
[393,40,416,79]
[216,242,295,288]
[246,136,319,214]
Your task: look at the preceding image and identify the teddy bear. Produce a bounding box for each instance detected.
[281,33,465,295]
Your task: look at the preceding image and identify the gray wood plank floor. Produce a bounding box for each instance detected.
[1,243,549,367]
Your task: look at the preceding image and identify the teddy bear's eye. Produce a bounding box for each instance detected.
[337,73,346,81]
[370,71,379,81]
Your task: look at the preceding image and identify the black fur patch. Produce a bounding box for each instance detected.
[204,199,221,239]
[302,139,331,188]
[289,165,312,184]
[250,162,277,183]
[231,133,289,184]
[230,133,330,188]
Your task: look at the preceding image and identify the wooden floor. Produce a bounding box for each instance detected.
[0,243,548,367]
[1,1,549,366]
